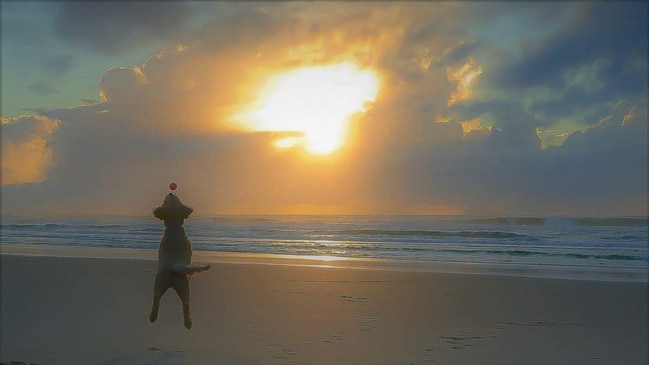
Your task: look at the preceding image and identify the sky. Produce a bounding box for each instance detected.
[1,1,647,217]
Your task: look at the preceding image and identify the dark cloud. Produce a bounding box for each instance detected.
[27,81,58,95]
[42,54,76,75]
[524,86,615,126]
[53,2,193,55]
[445,1,648,148]
[349,116,647,215]
[193,6,284,53]
[497,2,648,91]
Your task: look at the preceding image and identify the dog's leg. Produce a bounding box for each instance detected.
[149,270,170,323]
[172,273,192,329]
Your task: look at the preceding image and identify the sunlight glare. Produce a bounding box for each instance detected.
[235,62,380,155]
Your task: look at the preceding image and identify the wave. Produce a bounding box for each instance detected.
[44,223,68,229]
[462,217,649,227]
[463,217,510,225]
[2,223,131,229]
[445,249,643,261]
[211,216,281,224]
[462,217,546,226]
[1,223,70,230]
[131,227,162,232]
[335,229,532,240]
[577,218,648,227]
[1,224,40,229]
[514,217,545,226]
[88,224,130,229]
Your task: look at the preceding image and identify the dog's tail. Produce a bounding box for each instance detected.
[169,263,211,275]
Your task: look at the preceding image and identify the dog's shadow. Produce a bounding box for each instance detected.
[100,348,184,365]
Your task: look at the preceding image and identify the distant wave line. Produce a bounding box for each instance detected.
[329,229,533,240]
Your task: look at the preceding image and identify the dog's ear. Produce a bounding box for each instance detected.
[153,207,166,220]
[180,205,193,219]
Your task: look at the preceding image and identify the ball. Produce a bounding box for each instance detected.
[169,182,177,190]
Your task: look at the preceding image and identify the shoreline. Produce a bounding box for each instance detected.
[2,243,647,282]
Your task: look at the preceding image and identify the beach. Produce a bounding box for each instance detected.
[1,248,647,365]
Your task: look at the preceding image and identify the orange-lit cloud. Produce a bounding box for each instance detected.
[447,58,483,106]
[1,116,60,185]
[459,118,493,139]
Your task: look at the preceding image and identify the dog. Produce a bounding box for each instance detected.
[149,192,210,329]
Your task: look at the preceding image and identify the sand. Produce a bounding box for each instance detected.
[1,248,647,364]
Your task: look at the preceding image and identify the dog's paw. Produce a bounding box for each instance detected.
[149,311,158,323]
[184,316,193,329]
[194,263,211,273]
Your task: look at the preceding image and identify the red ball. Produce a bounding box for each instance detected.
[169,182,177,190]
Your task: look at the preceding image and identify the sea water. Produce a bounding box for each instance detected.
[1,215,647,273]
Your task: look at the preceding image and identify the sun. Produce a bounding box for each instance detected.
[234,62,380,155]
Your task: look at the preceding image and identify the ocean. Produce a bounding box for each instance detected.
[1,215,647,275]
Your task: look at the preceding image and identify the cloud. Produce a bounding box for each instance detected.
[1,2,646,217]
[42,54,76,74]
[1,115,61,186]
[535,100,640,148]
[80,98,99,106]
[451,2,648,153]
[496,3,647,91]
[459,118,492,139]
[52,2,193,55]
[98,67,148,103]
[446,58,483,106]
[26,81,59,96]
[484,2,647,123]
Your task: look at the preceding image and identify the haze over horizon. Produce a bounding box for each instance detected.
[1,2,647,218]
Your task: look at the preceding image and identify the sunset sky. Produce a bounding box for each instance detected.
[1,1,647,217]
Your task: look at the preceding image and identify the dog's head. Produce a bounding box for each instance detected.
[153,193,193,221]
